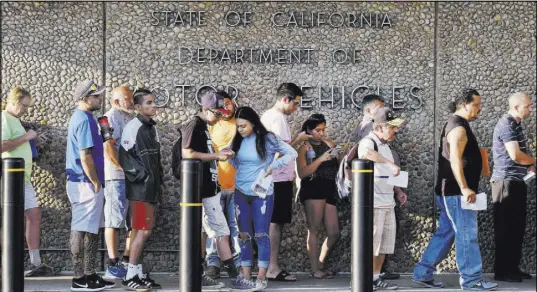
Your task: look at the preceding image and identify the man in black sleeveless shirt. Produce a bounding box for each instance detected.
[412,89,498,291]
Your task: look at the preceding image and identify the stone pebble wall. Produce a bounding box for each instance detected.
[1,2,535,274]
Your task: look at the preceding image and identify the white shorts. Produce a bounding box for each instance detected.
[373,208,396,256]
[66,181,105,234]
[202,192,230,238]
[24,182,39,210]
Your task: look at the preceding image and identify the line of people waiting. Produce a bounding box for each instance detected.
[1,81,534,291]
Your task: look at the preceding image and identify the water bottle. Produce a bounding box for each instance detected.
[306,148,316,178]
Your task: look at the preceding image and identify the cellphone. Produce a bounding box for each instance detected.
[329,145,342,156]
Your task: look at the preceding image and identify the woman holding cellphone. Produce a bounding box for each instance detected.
[296,113,341,279]
[227,106,297,291]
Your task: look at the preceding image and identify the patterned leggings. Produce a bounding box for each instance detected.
[70,230,99,278]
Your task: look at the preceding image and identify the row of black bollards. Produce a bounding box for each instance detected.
[1,157,373,292]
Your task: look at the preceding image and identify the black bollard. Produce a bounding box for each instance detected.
[2,158,25,292]
[179,159,202,292]
[351,159,374,292]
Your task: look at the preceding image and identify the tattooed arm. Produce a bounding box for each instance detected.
[447,126,476,203]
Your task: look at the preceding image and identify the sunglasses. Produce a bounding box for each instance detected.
[208,109,223,118]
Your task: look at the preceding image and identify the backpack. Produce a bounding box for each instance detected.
[171,128,183,180]
[336,137,377,199]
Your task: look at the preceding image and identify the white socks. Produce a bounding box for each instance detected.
[137,264,144,278]
[29,249,41,267]
[373,274,380,281]
[126,264,138,280]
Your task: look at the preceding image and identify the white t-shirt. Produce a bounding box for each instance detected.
[261,108,295,182]
[104,108,133,180]
[357,132,395,208]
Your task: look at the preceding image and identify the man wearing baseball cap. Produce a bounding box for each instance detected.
[66,80,114,291]
[357,106,405,290]
[181,91,237,289]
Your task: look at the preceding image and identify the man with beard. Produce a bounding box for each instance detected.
[66,80,115,291]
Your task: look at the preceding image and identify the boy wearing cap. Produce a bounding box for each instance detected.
[119,89,162,290]
[357,107,405,290]
[181,91,238,288]
[66,80,115,291]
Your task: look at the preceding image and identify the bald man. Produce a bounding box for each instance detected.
[491,92,535,282]
[103,86,135,279]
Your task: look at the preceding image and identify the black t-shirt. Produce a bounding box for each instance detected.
[181,116,219,198]
[435,115,482,196]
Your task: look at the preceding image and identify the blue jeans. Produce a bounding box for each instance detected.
[206,190,241,267]
[234,189,274,269]
[413,195,483,288]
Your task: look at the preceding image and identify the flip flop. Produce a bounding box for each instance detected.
[267,270,297,282]
[321,268,336,277]
[309,272,333,279]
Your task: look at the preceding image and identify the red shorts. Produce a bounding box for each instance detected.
[130,201,155,230]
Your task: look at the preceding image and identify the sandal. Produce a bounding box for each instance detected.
[309,271,333,279]
[267,270,297,282]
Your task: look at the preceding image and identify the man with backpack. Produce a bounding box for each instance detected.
[181,91,239,288]
[357,107,405,290]
[204,91,241,279]
[351,95,407,281]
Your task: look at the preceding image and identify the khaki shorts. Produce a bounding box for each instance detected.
[202,192,230,238]
[373,208,396,256]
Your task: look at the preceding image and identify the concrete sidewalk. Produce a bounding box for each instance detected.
[23,273,536,292]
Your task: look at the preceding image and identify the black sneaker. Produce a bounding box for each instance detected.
[202,274,225,288]
[205,266,221,279]
[380,271,400,280]
[71,275,105,291]
[516,270,532,280]
[412,278,444,288]
[373,278,398,290]
[122,275,150,291]
[25,263,55,277]
[140,273,162,289]
[86,273,115,289]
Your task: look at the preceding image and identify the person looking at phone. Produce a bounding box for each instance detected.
[181,91,238,289]
[228,106,297,291]
[296,114,341,279]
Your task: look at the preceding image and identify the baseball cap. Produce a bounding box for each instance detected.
[373,107,405,127]
[73,80,105,100]
[200,91,232,115]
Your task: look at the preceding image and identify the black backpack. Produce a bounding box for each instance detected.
[171,128,183,180]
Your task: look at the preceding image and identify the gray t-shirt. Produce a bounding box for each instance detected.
[104,107,134,180]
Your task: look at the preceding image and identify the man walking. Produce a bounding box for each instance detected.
[119,89,163,290]
[412,89,498,290]
[261,83,308,282]
[2,87,54,277]
[357,107,405,290]
[205,91,241,279]
[66,80,114,291]
[103,86,135,279]
[491,92,535,282]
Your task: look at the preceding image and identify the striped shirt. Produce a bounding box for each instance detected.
[491,114,531,181]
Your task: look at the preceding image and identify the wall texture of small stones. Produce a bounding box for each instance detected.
[1,2,535,274]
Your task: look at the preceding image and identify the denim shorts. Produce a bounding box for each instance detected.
[103,180,128,229]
